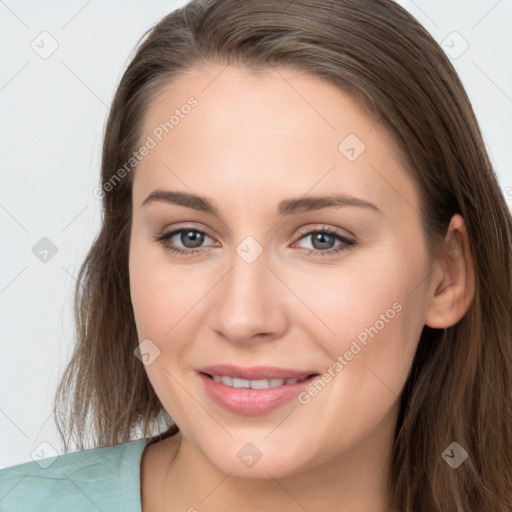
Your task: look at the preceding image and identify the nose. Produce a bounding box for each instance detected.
[208,244,288,345]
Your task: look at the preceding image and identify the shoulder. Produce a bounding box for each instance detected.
[0,438,148,512]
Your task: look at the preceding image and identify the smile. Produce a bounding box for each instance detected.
[197,365,320,415]
[207,375,311,389]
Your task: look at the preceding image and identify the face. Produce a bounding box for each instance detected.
[129,63,433,479]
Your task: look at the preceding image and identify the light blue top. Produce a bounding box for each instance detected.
[0,438,148,511]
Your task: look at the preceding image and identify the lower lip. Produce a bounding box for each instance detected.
[198,372,318,415]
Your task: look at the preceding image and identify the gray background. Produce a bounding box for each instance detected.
[1,0,511,468]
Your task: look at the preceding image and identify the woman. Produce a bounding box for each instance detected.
[1,0,511,510]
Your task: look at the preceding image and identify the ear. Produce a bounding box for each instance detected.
[424,214,476,329]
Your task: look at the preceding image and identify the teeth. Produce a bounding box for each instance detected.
[232,378,250,388]
[211,375,308,389]
[249,379,271,389]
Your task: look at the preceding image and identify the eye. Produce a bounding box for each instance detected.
[293,225,356,256]
[152,227,215,256]
[152,224,357,257]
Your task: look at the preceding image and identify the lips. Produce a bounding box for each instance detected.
[197,364,320,415]
[198,364,317,380]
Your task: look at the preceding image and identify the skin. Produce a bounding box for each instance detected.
[129,63,475,511]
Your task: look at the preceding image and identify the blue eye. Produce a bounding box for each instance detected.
[294,226,356,256]
[153,228,214,256]
[153,225,356,257]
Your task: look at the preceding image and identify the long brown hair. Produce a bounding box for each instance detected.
[53,1,512,509]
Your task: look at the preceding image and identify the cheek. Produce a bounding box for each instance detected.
[128,239,218,399]
[129,261,169,341]
[303,247,427,393]
[129,238,201,341]
[129,246,199,426]
[301,249,422,344]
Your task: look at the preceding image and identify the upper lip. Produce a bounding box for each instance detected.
[198,364,318,380]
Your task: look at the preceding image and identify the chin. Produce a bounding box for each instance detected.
[199,436,316,480]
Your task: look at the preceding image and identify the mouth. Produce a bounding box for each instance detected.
[197,364,320,415]
[198,364,319,381]
[201,373,314,389]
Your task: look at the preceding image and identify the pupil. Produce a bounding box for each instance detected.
[313,232,333,250]
[183,230,203,248]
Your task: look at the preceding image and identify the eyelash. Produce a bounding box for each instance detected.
[152,225,357,258]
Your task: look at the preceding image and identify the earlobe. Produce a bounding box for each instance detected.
[424,214,476,329]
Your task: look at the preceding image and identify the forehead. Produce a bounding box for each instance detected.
[133,63,418,218]
[141,63,383,147]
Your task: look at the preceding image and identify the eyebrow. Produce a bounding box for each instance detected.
[141,190,383,216]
